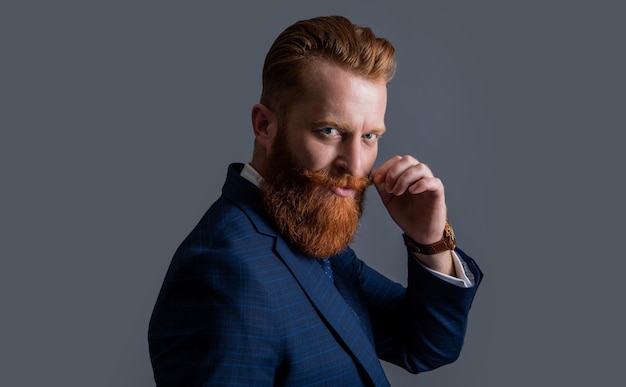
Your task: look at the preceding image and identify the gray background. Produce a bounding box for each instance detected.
[2,1,624,386]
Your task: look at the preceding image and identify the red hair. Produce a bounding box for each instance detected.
[260,15,396,121]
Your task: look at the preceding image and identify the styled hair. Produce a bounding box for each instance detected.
[260,15,396,119]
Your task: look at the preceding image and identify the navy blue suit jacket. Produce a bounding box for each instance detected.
[148,163,482,386]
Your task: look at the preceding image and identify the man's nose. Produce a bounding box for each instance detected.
[335,137,363,177]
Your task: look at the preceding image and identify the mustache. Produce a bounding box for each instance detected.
[302,169,373,191]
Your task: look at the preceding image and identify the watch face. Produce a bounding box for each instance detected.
[444,222,456,249]
[445,222,454,239]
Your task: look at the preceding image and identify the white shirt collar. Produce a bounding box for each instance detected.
[240,163,263,188]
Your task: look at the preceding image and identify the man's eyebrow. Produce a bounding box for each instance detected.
[311,120,387,134]
[311,119,344,129]
[371,126,387,135]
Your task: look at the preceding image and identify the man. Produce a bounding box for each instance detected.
[148,15,482,386]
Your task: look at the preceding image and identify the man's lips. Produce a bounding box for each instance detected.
[331,186,357,197]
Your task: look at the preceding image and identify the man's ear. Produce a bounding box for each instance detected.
[251,103,277,150]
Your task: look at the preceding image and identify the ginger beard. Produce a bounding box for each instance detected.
[260,132,373,258]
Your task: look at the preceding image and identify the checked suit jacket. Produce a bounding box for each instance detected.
[148,163,482,386]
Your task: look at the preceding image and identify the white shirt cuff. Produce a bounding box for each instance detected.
[416,250,475,288]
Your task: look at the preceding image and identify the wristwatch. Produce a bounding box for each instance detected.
[402,221,456,255]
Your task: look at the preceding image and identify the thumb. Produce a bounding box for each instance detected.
[373,179,394,205]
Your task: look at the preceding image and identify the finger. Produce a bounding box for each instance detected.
[387,165,434,195]
[372,155,421,187]
[384,159,434,195]
[407,176,444,195]
[371,155,404,184]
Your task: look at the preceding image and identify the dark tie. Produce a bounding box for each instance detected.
[317,258,334,282]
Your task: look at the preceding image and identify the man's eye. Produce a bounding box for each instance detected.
[363,133,378,140]
[320,127,339,135]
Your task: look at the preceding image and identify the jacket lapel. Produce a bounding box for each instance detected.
[274,240,388,386]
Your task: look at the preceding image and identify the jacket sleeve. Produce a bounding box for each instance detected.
[148,234,281,386]
[350,246,482,373]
